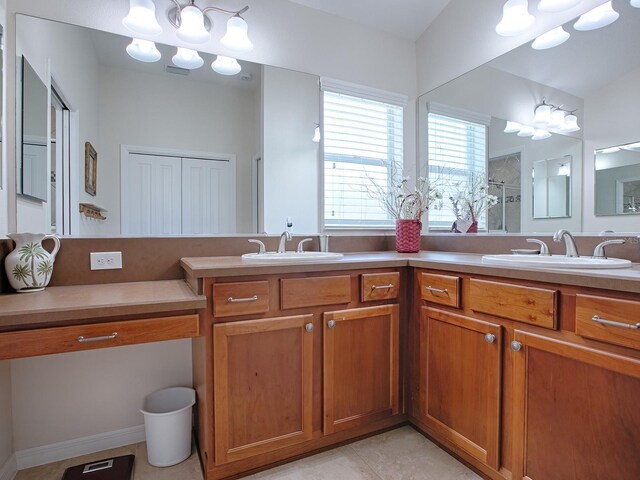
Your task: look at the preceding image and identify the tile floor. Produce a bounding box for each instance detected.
[16,426,481,480]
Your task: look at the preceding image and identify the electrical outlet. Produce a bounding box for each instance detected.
[90,252,123,270]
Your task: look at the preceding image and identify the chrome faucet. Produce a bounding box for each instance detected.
[277,230,292,253]
[592,239,625,258]
[553,229,579,257]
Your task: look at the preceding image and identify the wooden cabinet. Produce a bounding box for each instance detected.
[418,307,502,468]
[323,305,400,434]
[511,329,640,480]
[213,315,314,464]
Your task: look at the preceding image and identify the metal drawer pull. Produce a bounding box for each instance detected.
[77,332,118,343]
[327,320,336,329]
[511,340,523,352]
[484,333,496,344]
[426,285,448,294]
[371,284,394,291]
[592,315,640,329]
[305,323,314,333]
[227,295,258,303]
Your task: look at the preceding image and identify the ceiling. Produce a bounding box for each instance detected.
[286,0,452,40]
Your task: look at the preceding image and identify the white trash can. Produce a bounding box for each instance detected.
[141,387,196,467]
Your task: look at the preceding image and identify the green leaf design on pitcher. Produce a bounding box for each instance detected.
[18,242,48,287]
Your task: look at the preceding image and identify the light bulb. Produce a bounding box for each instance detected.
[220,16,254,52]
[177,5,210,44]
[561,114,580,133]
[126,38,161,63]
[532,129,552,140]
[123,0,162,36]
[548,109,566,129]
[172,47,204,69]
[504,121,522,133]
[532,26,570,50]
[532,104,551,126]
[211,56,241,75]
[538,0,581,12]
[496,0,535,36]
[574,1,619,31]
[517,125,535,137]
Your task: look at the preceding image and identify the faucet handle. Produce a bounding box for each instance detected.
[592,239,625,259]
[526,239,550,255]
[248,239,266,254]
[296,238,313,253]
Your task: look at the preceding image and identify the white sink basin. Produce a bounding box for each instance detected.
[481,254,632,269]
[241,251,344,263]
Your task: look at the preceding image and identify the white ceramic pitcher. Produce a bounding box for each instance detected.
[4,233,61,293]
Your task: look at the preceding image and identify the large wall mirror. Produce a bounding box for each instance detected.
[418,0,640,234]
[15,14,320,236]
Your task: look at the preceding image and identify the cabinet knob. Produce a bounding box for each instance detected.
[327,320,336,329]
[305,323,314,333]
[484,333,496,344]
[511,340,523,352]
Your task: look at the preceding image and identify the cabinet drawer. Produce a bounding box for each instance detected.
[469,279,557,329]
[213,281,270,317]
[281,275,351,309]
[420,273,460,308]
[361,272,400,302]
[0,314,199,360]
[576,294,640,350]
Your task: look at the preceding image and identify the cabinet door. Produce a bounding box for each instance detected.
[419,308,502,468]
[323,304,400,434]
[511,330,640,480]
[213,315,314,464]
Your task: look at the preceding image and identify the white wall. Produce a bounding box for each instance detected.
[0,361,13,471]
[11,340,192,451]
[0,0,7,237]
[262,66,319,234]
[98,65,259,234]
[583,66,640,233]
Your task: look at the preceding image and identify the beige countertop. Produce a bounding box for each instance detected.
[0,279,207,332]
[181,251,640,294]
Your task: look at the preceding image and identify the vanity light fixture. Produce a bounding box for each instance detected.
[557,163,570,176]
[496,0,535,36]
[175,4,210,43]
[532,129,552,140]
[211,55,241,75]
[574,1,619,31]
[531,26,570,50]
[633,0,640,7]
[504,121,522,133]
[548,108,567,129]
[532,102,551,125]
[126,38,161,62]
[517,125,536,137]
[172,47,204,69]
[220,15,253,52]
[123,0,162,36]
[560,113,580,132]
[538,0,582,12]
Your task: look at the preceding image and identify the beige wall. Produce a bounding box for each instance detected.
[0,361,13,469]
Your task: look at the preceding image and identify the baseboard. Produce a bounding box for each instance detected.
[0,454,17,480]
[15,425,145,470]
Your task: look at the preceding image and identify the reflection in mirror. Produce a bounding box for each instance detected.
[533,155,571,219]
[15,14,320,236]
[595,142,640,215]
[19,56,48,201]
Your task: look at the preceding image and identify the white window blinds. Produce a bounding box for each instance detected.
[427,112,488,230]
[323,90,404,228]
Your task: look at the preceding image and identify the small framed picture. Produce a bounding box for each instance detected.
[85,142,97,196]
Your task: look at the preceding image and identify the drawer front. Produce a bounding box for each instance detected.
[213,281,270,317]
[0,314,199,360]
[420,273,460,308]
[469,279,557,329]
[361,272,400,302]
[576,294,640,350]
[281,275,351,309]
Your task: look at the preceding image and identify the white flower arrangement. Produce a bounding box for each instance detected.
[447,172,498,224]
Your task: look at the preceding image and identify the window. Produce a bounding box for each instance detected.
[322,81,405,228]
[427,109,488,230]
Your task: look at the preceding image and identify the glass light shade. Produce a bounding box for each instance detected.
[496,0,535,36]
[574,1,619,31]
[517,125,535,137]
[561,113,581,132]
[548,109,566,129]
[123,0,162,36]
[126,38,161,62]
[220,16,254,52]
[504,120,522,133]
[532,104,551,126]
[172,47,204,69]
[532,26,570,50]
[632,0,640,8]
[176,5,210,44]
[312,125,321,143]
[558,164,570,176]
[538,0,581,12]
[532,129,552,140]
[211,55,241,75]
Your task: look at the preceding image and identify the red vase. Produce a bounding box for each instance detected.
[395,219,422,253]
